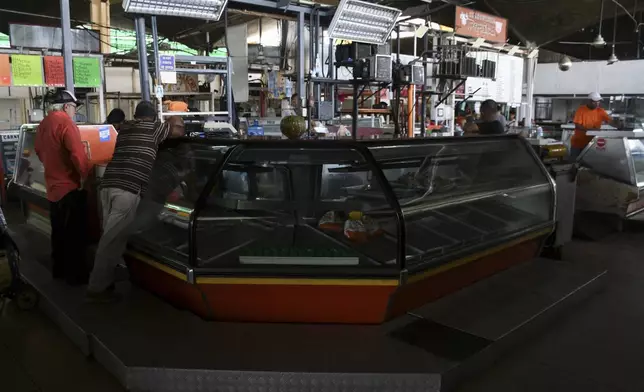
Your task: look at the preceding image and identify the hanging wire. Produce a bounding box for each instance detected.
[599,0,605,35]
[612,1,618,52]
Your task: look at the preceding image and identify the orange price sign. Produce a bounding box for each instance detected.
[0,55,10,86]
[44,56,65,87]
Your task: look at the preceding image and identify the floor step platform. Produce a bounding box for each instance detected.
[11,224,606,392]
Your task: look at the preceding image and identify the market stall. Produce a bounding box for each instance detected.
[122,135,555,324]
[11,127,556,324]
[11,123,117,239]
[576,130,644,222]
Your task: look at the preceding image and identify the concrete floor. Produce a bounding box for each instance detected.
[2,219,644,391]
[0,302,123,392]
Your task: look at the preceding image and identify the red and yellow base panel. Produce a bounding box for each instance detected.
[125,229,550,325]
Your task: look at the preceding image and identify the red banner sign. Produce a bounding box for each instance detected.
[0,55,10,86]
[43,56,65,87]
[455,6,508,43]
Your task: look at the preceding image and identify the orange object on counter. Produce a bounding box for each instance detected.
[164,100,189,112]
[77,124,118,165]
[344,211,369,243]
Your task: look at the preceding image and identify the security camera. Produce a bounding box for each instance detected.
[558,56,572,72]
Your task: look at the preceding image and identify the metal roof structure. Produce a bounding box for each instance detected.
[0,0,642,60]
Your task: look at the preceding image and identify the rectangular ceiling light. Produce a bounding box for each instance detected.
[122,0,229,21]
[328,0,402,45]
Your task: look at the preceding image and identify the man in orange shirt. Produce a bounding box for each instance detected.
[570,92,616,158]
[35,89,90,285]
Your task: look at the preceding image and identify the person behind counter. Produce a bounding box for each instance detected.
[86,101,185,302]
[105,108,126,131]
[570,92,617,158]
[478,99,506,135]
[34,89,90,285]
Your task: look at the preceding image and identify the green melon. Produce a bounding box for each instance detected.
[280,115,307,140]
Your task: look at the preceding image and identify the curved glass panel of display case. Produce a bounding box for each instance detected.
[368,136,555,272]
[627,139,644,187]
[128,140,232,265]
[13,125,46,196]
[192,143,401,277]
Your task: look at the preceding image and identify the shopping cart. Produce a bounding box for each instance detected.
[0,206,38,311]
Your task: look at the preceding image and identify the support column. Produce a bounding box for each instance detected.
[90,0,111,54]
[297,11,305,100]
[420,17,429,137]
[135,16,151,101]
[60,0,75,94]
[151,16,161,85]
[328,36,335,115]
[524,54,537,128]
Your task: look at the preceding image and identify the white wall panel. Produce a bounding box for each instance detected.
[0,99,24,130]
[105,67,137,94]
[535,60,644,96]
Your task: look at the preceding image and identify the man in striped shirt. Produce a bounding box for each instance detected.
[87,101,184,302]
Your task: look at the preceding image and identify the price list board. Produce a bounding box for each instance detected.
[72,57,101,88]
[11,55,44,86]
[44,56,66,87]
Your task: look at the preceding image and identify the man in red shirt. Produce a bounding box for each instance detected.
[35,89,90,285]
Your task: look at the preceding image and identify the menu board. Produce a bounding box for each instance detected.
[0,55,10,87]
[11,55,44,86]
[494,54,524,105]
[44,56,65,87]
[73,57,101,88]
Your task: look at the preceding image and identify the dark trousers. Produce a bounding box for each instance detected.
[50,189,88,284]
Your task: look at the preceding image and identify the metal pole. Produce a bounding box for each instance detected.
[135,16,151,101]
[420,18,429,137]
[60,0,74,94]
[351,43,358,140]
[98,56,106,122]
[224,9,233,124]
[328,36,335,115]
[308,9,314,118]
[394,25,401,137]
[151,16,161,86]
[525,54,537,128]
[314,8,321,117]
[227,57,233,124]
[352,81,359,140]
[297,11,305,100]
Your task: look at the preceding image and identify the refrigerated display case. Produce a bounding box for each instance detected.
[11,123,117,237]
[577,130,644,218]
[124,135,556,324]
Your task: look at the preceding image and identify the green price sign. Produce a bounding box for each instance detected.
[73,57,101,88]
[11,55,44,86]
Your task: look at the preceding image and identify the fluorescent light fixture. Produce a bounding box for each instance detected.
[122,0,229,21]
[391,31,418,39]
[328,0,402,45]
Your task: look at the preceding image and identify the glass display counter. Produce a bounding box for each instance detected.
[10,124,555,323]
[577,131,644,218]
[11,123,117,237]
[123,136,555,324]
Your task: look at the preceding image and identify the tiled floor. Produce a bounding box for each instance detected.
[3,214,644,391]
